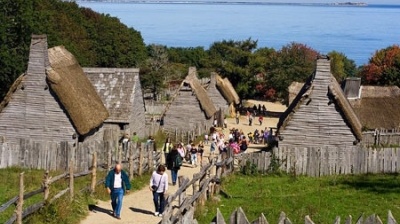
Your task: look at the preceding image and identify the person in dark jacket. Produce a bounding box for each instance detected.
[105,163,131,219]
[166,146,181,186]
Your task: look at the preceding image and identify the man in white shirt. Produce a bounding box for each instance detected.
[105,163,131,219]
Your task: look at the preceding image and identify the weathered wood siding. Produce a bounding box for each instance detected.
[279,61,357,148]
[0,35,76,145]
[239,146,400,176]
[208,74,229,114]
[163,89,213,134]
[129,74,146,138]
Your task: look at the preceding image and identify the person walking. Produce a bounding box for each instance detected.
[105,163,131,220]
[166,146,182,186]
[198,141,204,166]
[190,144,198,167]
[235,111,240,124]
[162,137,172,165]
[150,165,168,217]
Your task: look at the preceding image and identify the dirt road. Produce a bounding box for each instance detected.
[80,101,286,224]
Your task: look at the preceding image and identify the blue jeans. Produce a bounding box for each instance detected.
[111,188,124,217]
[191,153,197,165]
[171,169,178,184]
[153,191,165,214]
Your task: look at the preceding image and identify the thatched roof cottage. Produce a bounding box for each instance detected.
[276,57,362,148]
[84,68,146,138]
[162,67,217,133]
[0,35,108,144]
[343,78,400,130]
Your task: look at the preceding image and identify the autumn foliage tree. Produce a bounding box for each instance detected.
[359,45,400,86]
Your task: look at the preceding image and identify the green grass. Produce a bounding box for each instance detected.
[195,173,400,223]
[0,167,151,224]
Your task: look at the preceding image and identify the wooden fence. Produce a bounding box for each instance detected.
[211,207,398,224]
[161,152,234,224]
[363,128,400,147]
[238,146,400,176]
[0,139,161,172]
[0,153,103,224]
[168,125,211,145]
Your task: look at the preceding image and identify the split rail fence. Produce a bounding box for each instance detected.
[212,207,398,224]
[238,146,400,176]
[362,128,400,147]
[161,151,234,224]
[0,144,161,224]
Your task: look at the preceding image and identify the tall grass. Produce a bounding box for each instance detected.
[195,173,400,223]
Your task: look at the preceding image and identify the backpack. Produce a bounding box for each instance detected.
[175,155,183,168]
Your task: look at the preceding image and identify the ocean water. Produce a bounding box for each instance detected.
[78,2,400,66]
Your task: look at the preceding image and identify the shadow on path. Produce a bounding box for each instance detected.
[129,207,154,216]
[88,204,113,216]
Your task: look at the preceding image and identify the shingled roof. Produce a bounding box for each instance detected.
[277,58,363,141]
[83,67,142,123]
[46,46,109,135]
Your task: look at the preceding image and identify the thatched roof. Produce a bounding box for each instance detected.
[288,81,304,105]
[349,86,400,130]
[83,67,142,123]
[214,73,240,105]
[46,46,109,135]
[0,73,25,114]
[278,58,363,141]
[185,67,217,118]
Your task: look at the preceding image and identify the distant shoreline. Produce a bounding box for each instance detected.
[77,1,369,7]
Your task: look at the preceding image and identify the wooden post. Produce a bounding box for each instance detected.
[43,171,50,201]
[118,144,122,164]
[192,174,199,195]
[129,143,135,180]
[178,176,185,205]
[69,160,74,201]
[149,145,154,171]
[90,152,97,193]
[16,172,24,224]
[138,143,144,176]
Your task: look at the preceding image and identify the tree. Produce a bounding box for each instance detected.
[359,45,400,86]
[328,51,357,82]
[208,38,258,99]
[265,42,318,101]
[140,44,169,100]
[0,0,147,100]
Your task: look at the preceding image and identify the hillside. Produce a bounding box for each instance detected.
[0,0,147,100]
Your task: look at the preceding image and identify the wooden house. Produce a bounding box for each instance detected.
[276,57,362,148]
[206,72,240,116]
[84,68,146,139]
[0,35,108,145]
[343,78,400,130]
[162,67,217,134]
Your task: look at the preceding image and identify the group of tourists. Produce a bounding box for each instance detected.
[247,128,272,145]
[104,112,268,220]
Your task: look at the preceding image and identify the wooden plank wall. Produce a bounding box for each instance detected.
[0,139,161,172]
[238,147,400,176]
[163,89,213,134]
[363,129,400,147]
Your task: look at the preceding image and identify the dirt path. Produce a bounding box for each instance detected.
[80,162,201,224]
[80,101,286,224]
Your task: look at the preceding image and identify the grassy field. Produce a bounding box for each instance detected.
[0,167,150,224]
[195,173,400,223]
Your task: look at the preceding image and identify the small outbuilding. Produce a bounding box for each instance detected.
[84,68,146,139]
[276,57,362,148]
[162,67,217,134]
